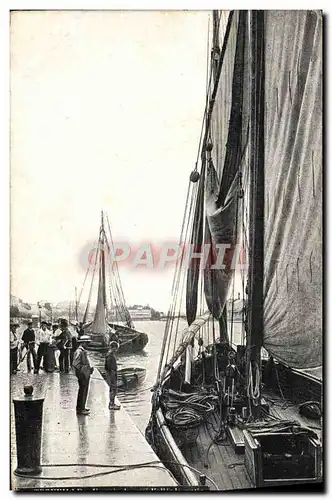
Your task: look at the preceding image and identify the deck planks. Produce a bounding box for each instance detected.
[182,411,252,491]
[180,388,322,491]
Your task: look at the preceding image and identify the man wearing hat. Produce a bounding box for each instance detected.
[22,320,37,373]
[53,318,72,373]
[35,320,51,373]
[72,336,93,415]
[10,320,20,375]
[105,341,121,410]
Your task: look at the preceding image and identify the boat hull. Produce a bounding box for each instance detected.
[81,324,149,353]
[146,357,322,489]
[117,367,146,389]
[109,323,149,353]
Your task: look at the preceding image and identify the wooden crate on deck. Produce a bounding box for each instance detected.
[243,430,322,488]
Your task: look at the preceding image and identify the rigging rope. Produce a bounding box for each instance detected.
[163,171,199,367]
[159,181,194,377]
[158,11,235,384]
[77,237,98,316]
[83,236,100,324]
[105,214,131,325]
[247,361,260,405]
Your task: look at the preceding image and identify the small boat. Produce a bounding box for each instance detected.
[108,323,149,354]
[117,367,146,390]
[77,211,149,353]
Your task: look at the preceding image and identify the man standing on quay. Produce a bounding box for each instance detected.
[22,320,37,372]
[105,341,121,410]
[54,318,72,373]
[35,320,51,373]
[72,337,93,415]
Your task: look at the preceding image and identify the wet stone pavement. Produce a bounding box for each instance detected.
[10,369,177,490]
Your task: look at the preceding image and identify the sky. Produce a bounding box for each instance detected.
[10,10,242,312]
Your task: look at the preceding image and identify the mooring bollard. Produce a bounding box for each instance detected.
[13,385,45,476]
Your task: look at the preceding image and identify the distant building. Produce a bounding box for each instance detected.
[128,307,152,320]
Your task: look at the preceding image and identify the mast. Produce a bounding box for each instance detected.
[246,11,265,406]
[100,210,107,315]
[211,11,220,80]
[85,211,110,337]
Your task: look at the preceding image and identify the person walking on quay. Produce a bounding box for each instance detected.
[10,320,20,375]
[35,320,51,373]
[72,337,93,415]
[22,320,37,373]
[54,318,72,373]
[105,341,121,410]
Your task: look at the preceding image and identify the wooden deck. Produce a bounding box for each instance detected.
[182,412,252,491]
[11,369,178,490]
[181,390,322,491]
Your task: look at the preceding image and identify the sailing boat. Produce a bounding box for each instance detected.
[78,211,149,353]
[146,10,322,490]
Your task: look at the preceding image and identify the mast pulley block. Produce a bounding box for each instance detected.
[190,170,200,183]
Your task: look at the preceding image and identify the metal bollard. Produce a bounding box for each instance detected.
[13,385,45,475]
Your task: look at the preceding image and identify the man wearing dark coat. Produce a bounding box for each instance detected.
[22,320,37,372]
[53,318,72,373]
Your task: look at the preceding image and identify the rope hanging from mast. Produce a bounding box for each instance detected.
[83,236,100,324]
[157,13,231,382]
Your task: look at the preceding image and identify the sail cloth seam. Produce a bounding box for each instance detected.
[263,11,322,368]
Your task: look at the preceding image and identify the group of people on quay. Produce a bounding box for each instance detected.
[10,318,120,413]
[10,318,84,375]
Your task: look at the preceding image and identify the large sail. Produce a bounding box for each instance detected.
[263,11,322,368]
[85,238,109,335]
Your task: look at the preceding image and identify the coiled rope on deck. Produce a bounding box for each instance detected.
[163,391,218,428]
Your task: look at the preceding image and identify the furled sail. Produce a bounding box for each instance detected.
[160,312,211,381]
[203,11,250,320]
[263,11,322,368]
[186,163,206,326]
